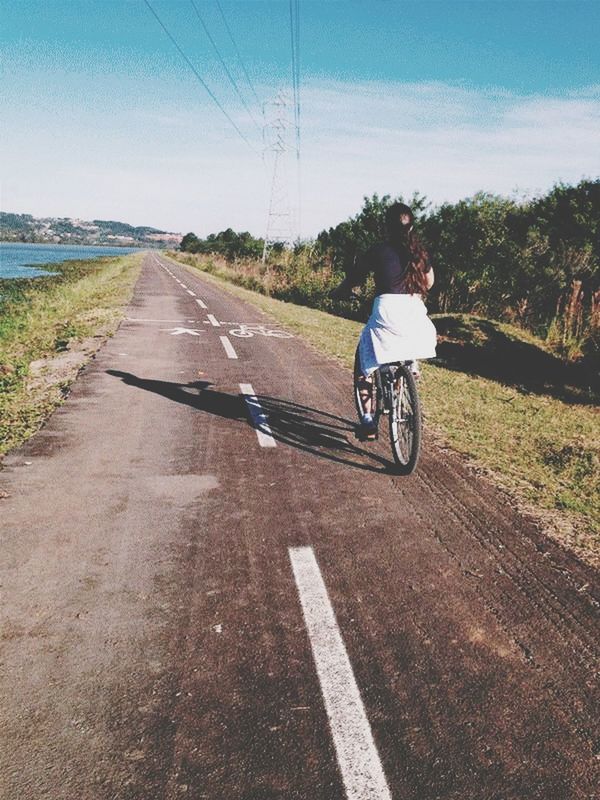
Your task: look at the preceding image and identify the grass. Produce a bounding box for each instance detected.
[0,253,142,455]
[167,252,600,564]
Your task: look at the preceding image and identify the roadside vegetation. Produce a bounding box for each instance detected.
[180,179,600,369]
[167,183,600,563]
[0,253,142,455]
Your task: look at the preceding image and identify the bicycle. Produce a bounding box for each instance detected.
[354,347,423,475]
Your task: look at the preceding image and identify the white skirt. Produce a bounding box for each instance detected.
[358,294,437,376]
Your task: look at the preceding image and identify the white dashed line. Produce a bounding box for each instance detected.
[195,298,208,309]
[219,336,238,359]
[181,284,188,289]
[289,547,392,800]
[239,383,276,448]
[186,289,196,296]
[207,314,221,327]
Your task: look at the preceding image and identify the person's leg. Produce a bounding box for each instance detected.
[354,338,377,436]
[354,345,374,416]
[357,374,374,415]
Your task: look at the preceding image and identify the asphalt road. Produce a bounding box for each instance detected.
[1,253,599,800]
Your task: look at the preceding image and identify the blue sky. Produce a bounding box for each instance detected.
[2,0,599,237]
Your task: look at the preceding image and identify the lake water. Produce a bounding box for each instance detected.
[0,242,141,279]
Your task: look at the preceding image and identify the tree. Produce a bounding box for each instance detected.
[421,193,524,316]
[180,232,200,252]
[316,193,429,274]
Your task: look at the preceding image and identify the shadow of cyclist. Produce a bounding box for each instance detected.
[107,370,391,473]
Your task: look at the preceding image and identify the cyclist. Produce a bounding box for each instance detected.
[329,202,437,438]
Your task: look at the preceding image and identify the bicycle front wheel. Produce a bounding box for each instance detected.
[389,366,422,474]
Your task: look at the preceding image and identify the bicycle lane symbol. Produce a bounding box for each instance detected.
[222,323,294,339]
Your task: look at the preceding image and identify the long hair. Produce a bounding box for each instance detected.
[385,203,431,294]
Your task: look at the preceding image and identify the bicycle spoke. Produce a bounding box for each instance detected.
[389,366,422,474]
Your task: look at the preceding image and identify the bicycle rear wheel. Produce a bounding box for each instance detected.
[353,346,363,421]
[389,365,422,474]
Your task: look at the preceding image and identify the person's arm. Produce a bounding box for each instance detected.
[329,274,356,299]
[422,248,435,291]
[329,251,370,299]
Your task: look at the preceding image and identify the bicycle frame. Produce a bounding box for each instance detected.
[373,364,397,422]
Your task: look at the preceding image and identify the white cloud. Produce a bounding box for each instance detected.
[297,80,600,232]
[2,78,599,237]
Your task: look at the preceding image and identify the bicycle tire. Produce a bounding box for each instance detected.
[353,346,364,422]
[389,365,422,474]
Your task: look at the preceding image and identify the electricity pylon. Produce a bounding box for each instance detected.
[262,92,294,263]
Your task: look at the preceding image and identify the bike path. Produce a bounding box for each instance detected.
[153,254,600,799]
[1,253,598,800]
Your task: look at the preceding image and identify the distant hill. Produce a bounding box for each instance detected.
[0,212,182,248]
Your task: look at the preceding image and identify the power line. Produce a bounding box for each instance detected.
[295,0,300,156]
[143,0,260,156]
[214,0,261,110]
[289,0,301,238]
[189,0,262,133]
[289,0,301,159]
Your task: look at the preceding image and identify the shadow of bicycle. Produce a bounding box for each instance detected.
[107,370,391,474]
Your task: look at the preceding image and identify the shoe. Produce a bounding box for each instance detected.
[360,414,377,440]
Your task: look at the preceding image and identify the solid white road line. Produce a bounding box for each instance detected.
[126,318,201,323]
[195,298,208,309]
[219,336,238,359]
[239,383,276,448]
[186,289,196,296]
[289,547,392,800]
[207,314,221,327]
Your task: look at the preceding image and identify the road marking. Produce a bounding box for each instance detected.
[239,383,276,448]
[219,336,238,359]
[289,547,392,800]
[181,283,188,289]
[228,323,293,339]
[195,298,208,309]
[126,318,202,323]
[186,289,196,296]
[161,327,203,336]
[207,314,221,327]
